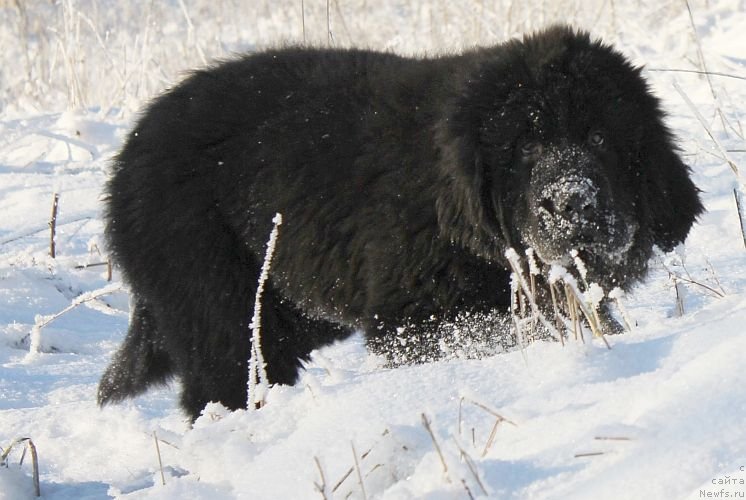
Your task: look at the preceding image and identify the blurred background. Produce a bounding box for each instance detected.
[2,0,740,118]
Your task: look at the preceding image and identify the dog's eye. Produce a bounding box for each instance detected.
[521,141,542,157]
[589,131,605,147]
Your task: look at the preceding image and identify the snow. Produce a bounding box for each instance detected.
[2,0,746,498]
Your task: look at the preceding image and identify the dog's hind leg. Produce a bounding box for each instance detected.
[98,297,174,406]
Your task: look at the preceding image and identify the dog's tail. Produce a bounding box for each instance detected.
[98,298,174,406]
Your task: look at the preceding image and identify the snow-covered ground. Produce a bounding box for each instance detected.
[2,1,746,498]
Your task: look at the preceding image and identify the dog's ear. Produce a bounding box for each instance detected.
[637,137,704,252]
[433,54,527,258]
[434,100,502,259]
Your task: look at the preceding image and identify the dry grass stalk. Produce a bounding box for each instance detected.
[684,0,728,131]
[351,441,367,500]
[421,413,450,480]
[332,465,354,492]
[313,456,330,499]
[660,260,726,299]
[648,68,746,82]
[153,431,166,486]
[458,397,464,437]
[462,397,517,427]
[507,248,618,349]
[574,436,632,459]
[301,0,306,43]
[331,429,389,493]
[49,193,59,258]
[735,188,746,250]
[1,437,41,497]
[461,479,475,500]
[457,396,517,458]
[563,283,581,342]
[574,451,605,458]
[675,278,685,317]
[673,80,739,176]
[549,282,566,345]
[505,249,564,343]
[26,439,40,497]
[560,281,610,349]
[453,438,488,496]
[608,288,634,332]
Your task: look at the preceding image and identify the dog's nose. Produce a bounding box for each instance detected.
[539,178,598,224]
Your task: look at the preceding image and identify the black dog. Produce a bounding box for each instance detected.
[99,26,703,420]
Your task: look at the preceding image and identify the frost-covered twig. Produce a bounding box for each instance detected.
[673,80,739,176]
[505,248,563,343]
[248,213,283,409]
[549,266,610,349]
[657,251,726,299]
[25,282,123,360]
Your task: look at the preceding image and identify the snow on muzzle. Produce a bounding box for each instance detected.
[524,145,638,267]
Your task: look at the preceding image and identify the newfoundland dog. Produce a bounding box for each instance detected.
[99,26,702,420]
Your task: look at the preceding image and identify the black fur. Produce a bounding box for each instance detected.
[98,26,703,420]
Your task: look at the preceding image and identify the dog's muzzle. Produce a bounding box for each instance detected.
[525,146,637,267]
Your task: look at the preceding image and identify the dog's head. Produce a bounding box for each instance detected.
[436,25,703,289]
